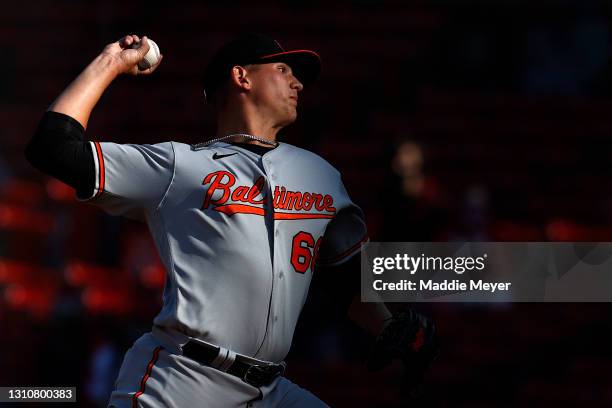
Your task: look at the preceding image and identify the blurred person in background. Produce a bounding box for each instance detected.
[379,140,450,242]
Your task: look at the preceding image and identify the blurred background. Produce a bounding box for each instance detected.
[2,0,612,406]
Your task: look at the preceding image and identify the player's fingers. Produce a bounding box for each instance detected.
[135,36,150,57]
[118,35,134,47]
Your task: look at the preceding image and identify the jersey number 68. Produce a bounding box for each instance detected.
[291,231,322,274]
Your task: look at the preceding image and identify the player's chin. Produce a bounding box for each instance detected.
[279,110,298,126]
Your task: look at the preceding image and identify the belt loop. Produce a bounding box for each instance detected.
[211,347,237,372]
[211,347,229,369]
[219,350,237,372]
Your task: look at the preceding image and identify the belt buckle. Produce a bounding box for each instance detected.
[243,364,284,388]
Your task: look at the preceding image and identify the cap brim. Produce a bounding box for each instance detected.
[258,50,321,86]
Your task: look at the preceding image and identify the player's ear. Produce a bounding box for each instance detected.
[230,65,251,91]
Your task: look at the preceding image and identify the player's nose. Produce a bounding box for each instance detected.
[291,75,304,92]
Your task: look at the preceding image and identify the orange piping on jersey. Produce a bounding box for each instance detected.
[93,142,105,198]
[214,204,266,216]
[318,234,369,265]
[132,346,162,408]
[273,212,334,220]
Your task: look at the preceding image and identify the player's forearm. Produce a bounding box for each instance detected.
[48,53,120,129]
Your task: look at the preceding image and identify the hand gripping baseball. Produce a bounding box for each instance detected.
[102,35,163,76]
[366,309,439,390]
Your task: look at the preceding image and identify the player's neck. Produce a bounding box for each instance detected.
[216,107,281,145]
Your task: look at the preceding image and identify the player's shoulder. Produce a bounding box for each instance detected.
[106,141,176,161]
[277,142,341,178]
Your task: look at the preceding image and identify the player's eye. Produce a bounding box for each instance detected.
[277,65,287,73]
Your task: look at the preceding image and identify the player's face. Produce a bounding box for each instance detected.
[248,62,304,127]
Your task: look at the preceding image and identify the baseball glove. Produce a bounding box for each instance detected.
[366,308,439,386]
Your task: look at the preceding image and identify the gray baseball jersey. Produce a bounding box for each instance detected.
[83,140,367,363]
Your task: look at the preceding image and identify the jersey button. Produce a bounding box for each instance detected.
[279,272,284,279]
[275,230,279,237]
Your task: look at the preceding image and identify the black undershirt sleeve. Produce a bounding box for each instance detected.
[25,111,95,198]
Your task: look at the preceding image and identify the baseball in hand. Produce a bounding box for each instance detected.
[130,38,161,70]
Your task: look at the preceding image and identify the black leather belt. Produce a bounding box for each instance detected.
[182,340,285,388]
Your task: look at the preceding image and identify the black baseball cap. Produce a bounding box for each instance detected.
[202,33,321,102]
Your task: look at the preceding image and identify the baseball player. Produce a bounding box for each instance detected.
[25,33,438,407]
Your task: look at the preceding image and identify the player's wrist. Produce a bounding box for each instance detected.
[89,53,123,80]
